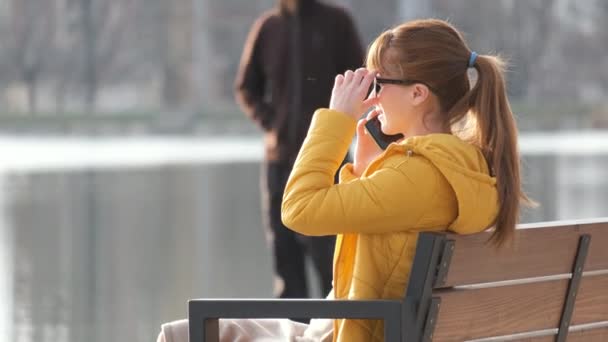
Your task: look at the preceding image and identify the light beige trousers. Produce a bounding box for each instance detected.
[157,317,333,342]
[158,291,334,342]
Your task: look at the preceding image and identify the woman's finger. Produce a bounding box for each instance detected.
[353,68,367,86]
[362,96,379,108]
[334,74,344,86]
[344,70,354,84]
[358,71,375,94]
[356,118,367,135]
[366,107,380,120]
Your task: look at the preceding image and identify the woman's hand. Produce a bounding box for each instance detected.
[353,108,384,176]
[329,68,377,120]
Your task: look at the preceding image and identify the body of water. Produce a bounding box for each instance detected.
[0,132,607,342]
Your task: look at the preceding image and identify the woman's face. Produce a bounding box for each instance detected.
[374,74,417,136]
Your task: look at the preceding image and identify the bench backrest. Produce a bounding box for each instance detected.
[405,219,608,342]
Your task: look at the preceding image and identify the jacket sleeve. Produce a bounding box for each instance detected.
[281,109,441,236]
[335,11,364,74]
[234,17,274,131]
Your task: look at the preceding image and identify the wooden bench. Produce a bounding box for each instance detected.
[188,218,608,341]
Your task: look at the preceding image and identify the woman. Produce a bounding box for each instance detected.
[158,18,531,342]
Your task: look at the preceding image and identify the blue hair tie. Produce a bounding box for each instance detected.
[468,51,478,68]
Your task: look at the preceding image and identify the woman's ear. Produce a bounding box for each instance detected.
[411,84,430,106]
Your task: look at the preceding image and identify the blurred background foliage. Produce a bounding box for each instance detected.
[0,0,606,134]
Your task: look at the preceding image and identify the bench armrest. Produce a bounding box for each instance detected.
[188,299,403,342]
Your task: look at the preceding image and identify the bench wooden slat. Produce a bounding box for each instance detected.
[521,327,608,342]
[432,274,608,341]
[572,275,608,324]
[440,222,608,287]
[556,326,608,342]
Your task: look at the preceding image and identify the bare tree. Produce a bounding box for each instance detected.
[47,0,82,113]
[9,0,56,114]
[510,0,557,99]
[161,0,194,109]
[434,0,558,100]
[0,5,13,107]
[79,0,96,111]
[344,0,401,45]
[78,0,140,112]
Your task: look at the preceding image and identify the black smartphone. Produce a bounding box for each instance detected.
[364,116,404,150]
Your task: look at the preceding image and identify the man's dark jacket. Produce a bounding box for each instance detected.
[235,0,364,162]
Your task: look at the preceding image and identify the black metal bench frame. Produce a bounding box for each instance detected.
[188,233,450,342]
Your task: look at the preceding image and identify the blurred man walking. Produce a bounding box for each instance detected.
[235,0,364,299]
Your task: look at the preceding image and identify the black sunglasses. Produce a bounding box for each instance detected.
[373,77,437,94]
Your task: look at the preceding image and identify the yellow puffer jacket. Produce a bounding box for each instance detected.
[282,109,499,342]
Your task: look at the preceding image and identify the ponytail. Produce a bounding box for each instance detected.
[467,55,534,245]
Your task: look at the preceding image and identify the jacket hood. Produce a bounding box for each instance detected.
[389,134,498,234]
